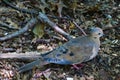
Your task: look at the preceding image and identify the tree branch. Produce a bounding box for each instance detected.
[0,18,38,41]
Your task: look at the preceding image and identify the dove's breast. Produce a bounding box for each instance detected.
[89,46,98,60]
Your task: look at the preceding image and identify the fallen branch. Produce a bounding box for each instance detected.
[38,12,72,40]
[0,21,19,30]
[0,18,38,41]
[73,21,87,36]
[0,52,41,60]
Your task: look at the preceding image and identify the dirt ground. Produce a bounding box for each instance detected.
[0,0,120,80]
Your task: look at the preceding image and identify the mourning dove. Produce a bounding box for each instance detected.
[18,27,103,73]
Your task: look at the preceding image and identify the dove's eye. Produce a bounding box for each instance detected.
[98,33,101,35]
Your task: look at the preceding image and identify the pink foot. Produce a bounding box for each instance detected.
[71,64,85,70]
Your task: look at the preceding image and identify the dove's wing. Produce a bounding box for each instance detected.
[43,36,98,64]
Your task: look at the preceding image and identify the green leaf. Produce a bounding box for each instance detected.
[33,23,45,38]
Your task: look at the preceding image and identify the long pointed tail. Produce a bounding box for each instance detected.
[18,59,43,73]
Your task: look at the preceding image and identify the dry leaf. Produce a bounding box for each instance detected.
[69,0,78,14]
[6,18,18,29]
[56,0,67,17]
[86,75,94,80]
[80,76,86,80]
[69,22,75,29]
[98,69,109,80]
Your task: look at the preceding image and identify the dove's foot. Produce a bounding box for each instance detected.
[71,64,85,70]
[71,64,84,77]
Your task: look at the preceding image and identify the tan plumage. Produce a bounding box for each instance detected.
[18,27,103,73]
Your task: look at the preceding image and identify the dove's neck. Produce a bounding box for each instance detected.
[90,36,100,46]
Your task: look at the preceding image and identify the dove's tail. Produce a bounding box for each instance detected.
[18,59,45,73]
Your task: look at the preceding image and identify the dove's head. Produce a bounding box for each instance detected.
[90,27,103,38]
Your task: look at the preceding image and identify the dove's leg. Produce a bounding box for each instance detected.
[71,64,85,70]
[71,64,84,77]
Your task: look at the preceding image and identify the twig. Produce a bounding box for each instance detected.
[73,21,87,36]
[0,18,38,41]
[0,21,19,30]
[34,39,55,44]
[2,48,16,53]
[47,14,73,20]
